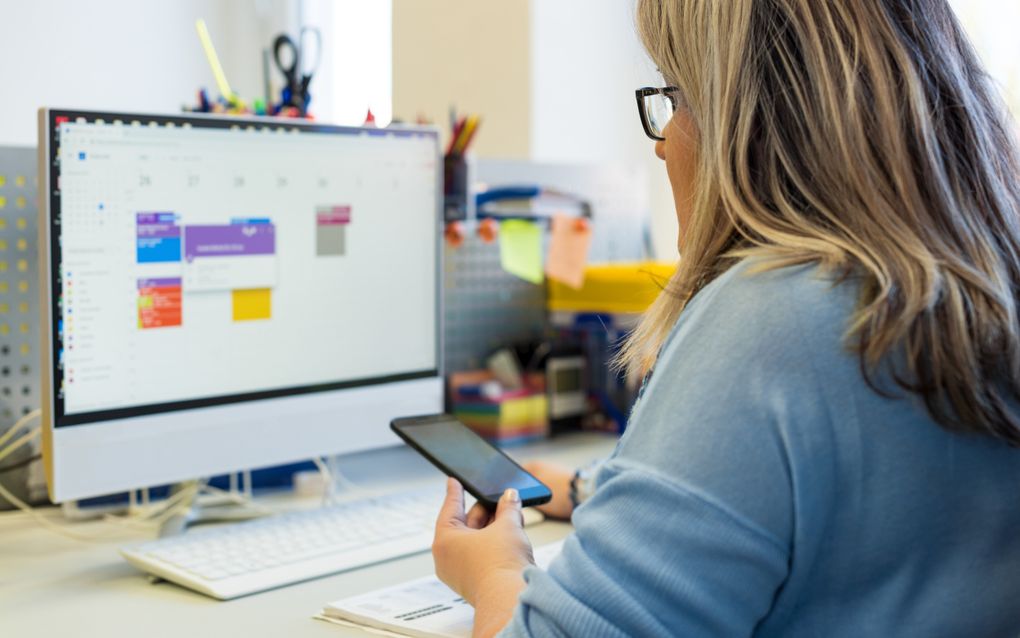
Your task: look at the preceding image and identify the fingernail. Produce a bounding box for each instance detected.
[504,488,520,503]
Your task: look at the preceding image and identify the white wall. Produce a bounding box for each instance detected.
[392,0,532,159]
[529,0,678,261]
[0,0,295,147]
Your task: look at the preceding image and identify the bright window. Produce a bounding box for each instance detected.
[301,0,393,127]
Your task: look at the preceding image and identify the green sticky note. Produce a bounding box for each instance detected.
[499,220,543,284]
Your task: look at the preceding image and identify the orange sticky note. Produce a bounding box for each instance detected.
[545,214,591,289]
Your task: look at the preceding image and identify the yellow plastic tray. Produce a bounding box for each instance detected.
[547,262,676,314]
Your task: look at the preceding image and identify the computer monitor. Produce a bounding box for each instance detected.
[37,109,443,502]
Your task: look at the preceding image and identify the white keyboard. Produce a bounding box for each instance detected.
[121,487,542,600]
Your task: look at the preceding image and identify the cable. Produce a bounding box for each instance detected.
[0,408,42,450]
[312,456,336,505]
[101,481,203,532]
[0,426,41,465]
[200,482,274,515]
[0,453,40,474]
[0,476,132,543]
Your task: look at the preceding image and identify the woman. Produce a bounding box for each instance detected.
[434,0,1020,635]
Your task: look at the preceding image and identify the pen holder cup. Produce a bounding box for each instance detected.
[443,155,469,222]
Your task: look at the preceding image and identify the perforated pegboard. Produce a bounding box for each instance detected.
[443,229,547,374]
[0,146,41,507]
[441,160,651,376]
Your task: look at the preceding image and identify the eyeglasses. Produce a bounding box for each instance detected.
[635,86,681,141]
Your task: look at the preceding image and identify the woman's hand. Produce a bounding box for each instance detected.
[522,461,575,520]
[433,478,534,637]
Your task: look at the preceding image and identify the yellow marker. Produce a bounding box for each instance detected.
[14,176,25,187]
[0,176,5,187]
[17,302,27,314]
[18,281,27,293]
[0,196,6,209]
[0,283,6,294]
[16,239,25,251]
[19,323,27,334]
[0,219,7,230]
[16,259,26,272]
[15,196,25,209]
[195,19,238,105]
[0,324,8,336]
[0,303,9,313]
[16,218,26,230]
[20,344,29,356]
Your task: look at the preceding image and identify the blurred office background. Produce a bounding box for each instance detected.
[0,0,1016,262]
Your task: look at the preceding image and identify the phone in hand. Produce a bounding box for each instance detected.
[391,414,553,509]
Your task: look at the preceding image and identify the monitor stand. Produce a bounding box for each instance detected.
[158,472,270,538]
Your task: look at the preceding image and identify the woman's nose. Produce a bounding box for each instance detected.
[654,139,666,160]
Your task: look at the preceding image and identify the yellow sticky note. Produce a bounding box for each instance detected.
[545,214,592,289]
[232,288,272,321]
[499,220,543,284]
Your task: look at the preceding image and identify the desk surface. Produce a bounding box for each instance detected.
[0,432,616,638]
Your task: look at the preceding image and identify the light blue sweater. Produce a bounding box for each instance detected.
[503,260,1020,637]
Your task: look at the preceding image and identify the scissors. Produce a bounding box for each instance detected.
[273,26,321,115]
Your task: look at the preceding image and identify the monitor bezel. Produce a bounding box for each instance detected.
[42,108,443,429]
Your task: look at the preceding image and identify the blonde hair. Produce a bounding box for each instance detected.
[625,0,1020,444]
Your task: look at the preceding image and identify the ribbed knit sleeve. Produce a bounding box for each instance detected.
[499,259,1020,637]
[504,462,790,637]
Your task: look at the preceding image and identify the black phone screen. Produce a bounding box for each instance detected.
[392,415,550,505]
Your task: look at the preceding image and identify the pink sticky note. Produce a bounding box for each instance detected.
[545,214,592,289]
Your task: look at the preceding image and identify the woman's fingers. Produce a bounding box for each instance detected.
[466,502,493,529]
[437,477,467,529]
[495,488,523,527]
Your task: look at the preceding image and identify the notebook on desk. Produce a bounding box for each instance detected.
[315,540,565,638]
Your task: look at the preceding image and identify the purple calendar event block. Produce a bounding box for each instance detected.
[183,224,276,262]
[136,213,181,263]
[137,277,183,289]
[136,213,180,238]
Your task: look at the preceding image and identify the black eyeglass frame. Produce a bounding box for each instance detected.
[635,86,681,141]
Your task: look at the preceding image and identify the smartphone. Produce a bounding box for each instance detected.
[391,414,553,509]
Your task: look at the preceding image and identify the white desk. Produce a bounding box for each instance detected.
[0,432,616,638]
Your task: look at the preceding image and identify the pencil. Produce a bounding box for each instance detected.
[456,115,481,155]
[446,116,466,156]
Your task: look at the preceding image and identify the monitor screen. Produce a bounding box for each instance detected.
[47,112,439,428]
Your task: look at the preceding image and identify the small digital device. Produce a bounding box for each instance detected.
[391,414,553,509]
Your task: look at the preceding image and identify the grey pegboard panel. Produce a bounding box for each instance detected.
[443,230,547,374]
[0,146,41,508]
[440,160,651,376]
